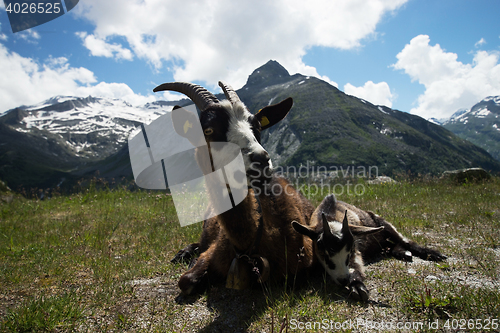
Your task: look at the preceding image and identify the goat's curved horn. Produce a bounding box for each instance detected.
[218,81,242,105]
[153,82,219,111]
[322,213,333,239]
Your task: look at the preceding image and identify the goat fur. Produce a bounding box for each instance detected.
[170,94,315,295]
[293,194,446,301]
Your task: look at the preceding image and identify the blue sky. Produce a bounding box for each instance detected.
[1,0,499,120]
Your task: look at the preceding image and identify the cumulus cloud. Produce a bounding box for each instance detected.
[344,81,394,107]
[475,38,486,48]
[72,0,407,89]
[16,29,41,43]
[0,43,156,112]
[392,35,500,119]
[76,32,133,61]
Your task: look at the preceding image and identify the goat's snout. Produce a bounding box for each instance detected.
[247,151,272,183]
[250,151,270,168]
[337,276,349,287]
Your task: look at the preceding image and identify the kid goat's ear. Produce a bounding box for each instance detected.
[256,97,293,130]
[291,220,318,240]
[349,225,384,236]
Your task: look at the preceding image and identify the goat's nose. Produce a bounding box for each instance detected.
[250,151,270,166]
[337,277,349,287]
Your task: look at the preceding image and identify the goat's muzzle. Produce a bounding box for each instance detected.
[247,151,272,186]
[337,276,349,287]
[250,151,270,167]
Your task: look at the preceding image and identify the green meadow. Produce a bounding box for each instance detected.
[1,177,499,332]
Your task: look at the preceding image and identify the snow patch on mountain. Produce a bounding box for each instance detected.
[4,96,172,159]
[441,95,500,161]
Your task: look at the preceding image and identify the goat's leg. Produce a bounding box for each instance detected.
[396,239,446,261]
[390,243,413,262]
[368,212,446,262]
[177,238,233,295]
[347,252,369,302]
[178,245,214,295]
[171,243,200,264]
[171,217,220,265]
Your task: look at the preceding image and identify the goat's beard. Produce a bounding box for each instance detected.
[247,165,273,189]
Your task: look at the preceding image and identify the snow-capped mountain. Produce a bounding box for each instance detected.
[0,95,178,190]
[428,108,469,125]
[1,61,499,191]
[2,96,174,159]
[442,96,500,161]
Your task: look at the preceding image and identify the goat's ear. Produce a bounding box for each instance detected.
[291,221,318,239]
[349,225,384,236]
[256,97,293,130]
[171,105,205,147]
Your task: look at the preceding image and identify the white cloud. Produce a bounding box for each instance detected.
[0,43,155,112]
[475,37,486,48]
[16,29,41,43]
[0,34,7,41]
[392,35,500,119]
[72,0,407,90]
[76,32,133,61]
[344,81,394,107]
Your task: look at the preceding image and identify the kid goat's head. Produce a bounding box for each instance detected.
[292,212,382,286]
[154,81,292,187]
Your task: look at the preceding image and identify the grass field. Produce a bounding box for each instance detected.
[1,176,499,332]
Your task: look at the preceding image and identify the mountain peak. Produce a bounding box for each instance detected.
[442,95,500,161]
[483,96,500,105]
[246,60,290,87]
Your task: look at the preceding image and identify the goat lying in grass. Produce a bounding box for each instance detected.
[156,81,315,294]
[292,194,446,301]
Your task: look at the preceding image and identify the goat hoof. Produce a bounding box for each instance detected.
[171,244,200,264]
[348,281,369,302]
[428,251,447,262]
[178,271,207,295]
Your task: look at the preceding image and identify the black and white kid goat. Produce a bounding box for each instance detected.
[292,194,446,301]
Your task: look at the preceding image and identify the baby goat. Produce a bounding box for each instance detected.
[155,81,315,294]
[292,194,446,301]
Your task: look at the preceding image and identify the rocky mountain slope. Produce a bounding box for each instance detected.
[239,61,500,176]
[1,60,499,190]
[0,96,173,190]
[441,96,500,161]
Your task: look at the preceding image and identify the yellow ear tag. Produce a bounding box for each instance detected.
[183,120,192,134]
[260,116,270,127]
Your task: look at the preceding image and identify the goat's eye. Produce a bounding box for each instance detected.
[204,128,214,136]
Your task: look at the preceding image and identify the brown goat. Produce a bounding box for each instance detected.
[155,81,315,294]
